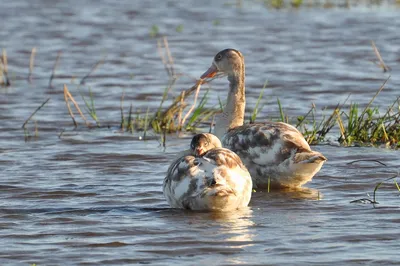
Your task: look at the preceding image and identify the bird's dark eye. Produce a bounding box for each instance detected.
[204,142,209,147]
[215,54,222,61]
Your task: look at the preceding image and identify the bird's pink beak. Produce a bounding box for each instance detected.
[200,64,218,79]
[196,147,205,156]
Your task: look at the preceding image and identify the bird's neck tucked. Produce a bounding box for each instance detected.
[214,69,245,140]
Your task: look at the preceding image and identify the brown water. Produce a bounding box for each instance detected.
[1,1,400,265]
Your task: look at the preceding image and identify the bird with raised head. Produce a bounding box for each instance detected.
[200,49,326,189]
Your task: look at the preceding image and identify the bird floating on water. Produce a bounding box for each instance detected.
[163,133,253,211]
[200,49,327,188]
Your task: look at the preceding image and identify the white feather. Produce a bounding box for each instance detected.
[164,135,252,211]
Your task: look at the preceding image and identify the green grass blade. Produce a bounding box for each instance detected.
[277,97,285,122]
[250,80,268,123]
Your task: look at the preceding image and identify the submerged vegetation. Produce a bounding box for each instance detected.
[350,171,400,205]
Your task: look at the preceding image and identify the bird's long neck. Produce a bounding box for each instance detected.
[214,67,245,140]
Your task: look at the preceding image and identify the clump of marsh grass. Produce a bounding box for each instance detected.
[270,76,399,148]
[151,80,220,133]
[148,37,222,133]
[335,77,400,148]
[295,103,337,144]
[12,40,399,150]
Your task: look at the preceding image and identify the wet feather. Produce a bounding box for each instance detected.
[163,133,252,211]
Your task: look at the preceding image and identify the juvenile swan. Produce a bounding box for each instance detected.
[163,133,253,211]
[200,49,326,188]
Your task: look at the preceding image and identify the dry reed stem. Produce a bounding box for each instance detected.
[48,51,62,89]
[80,57,105,84]
[1,49,10,86]
[161,85,194,118]
[63,84,89,127]
[371,41,390,72]
[163,36,175,77]
[157,38,173,77]
[64,86,78,127]
[22,98,51,129]
[180,80,202,127]
[28,47,36,83]
[177,90,185,128]
[2,49,8,73]
[360,76,390,117]
[335,109,346,144]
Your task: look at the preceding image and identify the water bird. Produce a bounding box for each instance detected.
[163,133,253,211]
[200,49,326,188]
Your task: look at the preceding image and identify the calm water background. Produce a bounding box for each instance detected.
[1,0,400,265]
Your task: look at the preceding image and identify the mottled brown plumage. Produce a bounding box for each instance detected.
[164,133,252,211]
[200,49,326,188]
[190,133,222,157]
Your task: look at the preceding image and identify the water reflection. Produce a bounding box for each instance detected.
[2,0,400,264]
[253,186,322,201]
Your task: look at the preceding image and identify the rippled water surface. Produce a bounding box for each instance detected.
[1,1,400,265]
